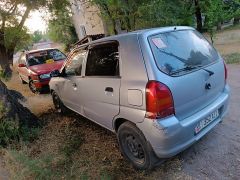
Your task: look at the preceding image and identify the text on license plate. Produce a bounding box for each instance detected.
[195,110,219,134]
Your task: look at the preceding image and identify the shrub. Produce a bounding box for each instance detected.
[0,100,40,147]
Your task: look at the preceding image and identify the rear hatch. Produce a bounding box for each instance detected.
[148,29,226,120]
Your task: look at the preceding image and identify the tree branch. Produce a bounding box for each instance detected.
[18,6,31,30]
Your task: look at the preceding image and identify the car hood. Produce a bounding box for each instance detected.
[29,60,65,74]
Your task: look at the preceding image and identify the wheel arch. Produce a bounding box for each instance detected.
[114,118,136,132]
[50,89,54,95]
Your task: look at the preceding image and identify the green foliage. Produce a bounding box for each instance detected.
[0,0,48,74]
[0,117,39,147]
[0,69,11,81]
[90,0,240,35]
[92,0,194,34]
[60,133,83,159]
[4,26,30,51]
[0,119,19,146]
[136,0,194,29]
[47,0,78,50]
[6,150,57,180]
[0,100,40,147]
[19,126,40,143]
[31,31,45,44]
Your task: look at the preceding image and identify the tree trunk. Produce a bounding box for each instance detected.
[0,80,39,128]
[217,22,222,30]
[0,44,12,77]
[233,17,240,25]
[18,7,31,29]
[194,0,203,32]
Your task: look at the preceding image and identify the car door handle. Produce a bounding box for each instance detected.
[105,87,113,92]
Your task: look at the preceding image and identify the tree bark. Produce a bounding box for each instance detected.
[18,7,31,30]
[217,22,222,30]
[0,44,12,77]
[0,80,39,128]
[194,0,203,32]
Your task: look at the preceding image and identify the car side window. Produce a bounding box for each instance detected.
[65,50,86,76]
[85,42,119,76]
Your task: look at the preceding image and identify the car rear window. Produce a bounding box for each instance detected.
[27,49,66,66]
[149,30,219,76]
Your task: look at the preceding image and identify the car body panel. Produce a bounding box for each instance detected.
[136,85,229,158]
[138,27,226,120]
[17,48,65,90]
[80,77,121,129]
[28,60,64,74]
[49,26,230,159]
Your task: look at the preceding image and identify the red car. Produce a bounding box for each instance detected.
[17,48,66,93]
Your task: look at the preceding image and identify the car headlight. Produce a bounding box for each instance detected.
[39,73,51,79]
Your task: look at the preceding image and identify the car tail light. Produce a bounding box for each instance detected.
[224,61,227,82]
[146,81,175,119]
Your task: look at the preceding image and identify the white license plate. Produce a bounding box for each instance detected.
[195,110,219,134]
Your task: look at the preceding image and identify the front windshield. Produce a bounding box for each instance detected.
[149,30,220,76]
[27,49,66,66]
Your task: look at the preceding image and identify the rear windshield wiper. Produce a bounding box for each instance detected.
[170,65,203,75]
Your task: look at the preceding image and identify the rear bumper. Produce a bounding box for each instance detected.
[137,85,230,158]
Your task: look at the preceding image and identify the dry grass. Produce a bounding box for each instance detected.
[3,110,191,179]
[223,53,240,64]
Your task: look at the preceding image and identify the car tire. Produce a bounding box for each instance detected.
[117,121,161,170]
[52,91,70,114]
[29,80,40,94]
[19,74,27,84]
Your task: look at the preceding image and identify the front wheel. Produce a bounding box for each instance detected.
[117,122,161,170]
[18,74,27,84]
[52,91,70,114]
[29,80,39,94]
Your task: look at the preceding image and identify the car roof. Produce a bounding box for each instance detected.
[26,48,57,54]
[74,26,194,50]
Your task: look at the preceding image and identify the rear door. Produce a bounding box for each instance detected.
[59,49,87,112]
[80,42,120,130]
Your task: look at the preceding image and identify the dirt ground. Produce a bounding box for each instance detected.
[4,72,54,116]
[1,27,240,179]
[213,28,240,55]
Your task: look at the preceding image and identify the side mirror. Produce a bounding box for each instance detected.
[50,70,60,77]
[18,63,26,67]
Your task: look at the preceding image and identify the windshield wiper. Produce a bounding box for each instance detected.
[170,65,203,75]
[170,65,215,76]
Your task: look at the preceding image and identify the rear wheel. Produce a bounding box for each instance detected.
[52,91,69,114]
[117,122,161,170]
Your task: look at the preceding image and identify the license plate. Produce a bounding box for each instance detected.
[195,110,219,134]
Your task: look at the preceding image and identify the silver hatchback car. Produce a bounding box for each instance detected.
[49,26,230,170]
